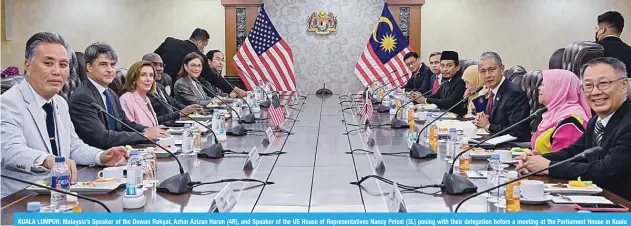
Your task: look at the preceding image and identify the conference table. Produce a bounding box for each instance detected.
[2,94,630,223]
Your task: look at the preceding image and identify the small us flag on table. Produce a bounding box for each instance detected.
[359,90,373,123]
[268,92,285,127]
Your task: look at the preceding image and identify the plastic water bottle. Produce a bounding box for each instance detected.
[216,114,227,142]
[181,124,194,154]
[50,156,70,209]
[126,150,143,189]
[487,153,501,201]
[421,114,433,145]
[446,128,457,162]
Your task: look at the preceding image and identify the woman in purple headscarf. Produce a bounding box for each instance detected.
[531,70,592,154]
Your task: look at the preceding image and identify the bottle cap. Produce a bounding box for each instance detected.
[55,156,65,162]
[490,153,500,160]
[449,128,457,132]
[27,202,41,212]
[67,192,78,202]
[130,150,138,155]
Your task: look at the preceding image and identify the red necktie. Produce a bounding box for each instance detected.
[488,91,495,114]
[432,77,440,94]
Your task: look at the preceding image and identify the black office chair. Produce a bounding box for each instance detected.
[521,70,544,133]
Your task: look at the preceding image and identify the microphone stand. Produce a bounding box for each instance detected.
[245,64,273,108]
[2,174,111,212]
[409,86,484,159]
[90,103,191,195]
[441,107,548,195]
[454,146,601,212]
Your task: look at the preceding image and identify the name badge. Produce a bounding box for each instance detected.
[243,146,261,170]
[386,182,407,213]
[373,147,385,171]
[366,126,376,147]
[262,127,275,147]
[211,183,236,212]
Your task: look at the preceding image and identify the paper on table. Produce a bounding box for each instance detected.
[552,195,614,204]
[465,170,488,179]
[483,134,517,145]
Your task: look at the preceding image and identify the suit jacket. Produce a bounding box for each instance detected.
[485,80,531,141]
[154,37,233,93]
[425,71,467,116]
[543,99,631,201]
[119,91,159,127]
[597,36,631,75]
[157,73,173,95]
[149,83,185,124]
[1,81,101,197]
[404,63,432,94]
[174,76,214,106]
[68,80,148,149]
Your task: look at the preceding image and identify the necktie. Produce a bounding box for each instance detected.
[103,90,117,130]
[595,121,605,145]
[432,77,440,94]
[487,91,495,116]
[42,103,59,156]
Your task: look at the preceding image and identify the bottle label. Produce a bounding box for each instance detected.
[513,185,520,198]
[51,175,70,190]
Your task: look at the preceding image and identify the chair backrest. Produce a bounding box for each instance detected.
[503,65,527,87]
[109,68,128,96]
[549,48,565,69]
[74,52,88,82]
[459,59,478,74]
[561,42,605,77]
[58,51,81,100]
[1,76,24,94]
[521,70,544,133]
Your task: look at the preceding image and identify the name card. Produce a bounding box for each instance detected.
[261,127,275,147]
[373,147,385,171]
[211,183,237,213]
[366,126,376,147]
[243,146,261,170]
[386,182,407,213]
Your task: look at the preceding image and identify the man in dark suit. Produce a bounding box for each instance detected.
[154,28,246,97]
[474,51,530,141]
[414,51,467,116]
[142,53,172,95]
[426,52,443,95]
[403,52,432,94]
[69,42,168,149]
[518,57,631,201]
[595,11,631,75]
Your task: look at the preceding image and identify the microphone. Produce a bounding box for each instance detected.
[409,86,484,159]
[215,70,257,124]
[192,80,253,137]
[90,102,191,195]
[389,83,448,129]
[441,107,548,195]
[246,64,272,108]
[367,70,401,105]
[1,174,111,212]
[454,146,601,212]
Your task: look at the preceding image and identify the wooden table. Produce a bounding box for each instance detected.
[2,94,629,223]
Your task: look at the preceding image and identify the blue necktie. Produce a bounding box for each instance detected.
[103,90,117,130]
[42,103,59,156]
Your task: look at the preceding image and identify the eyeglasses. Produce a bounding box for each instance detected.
[151,62,165,68]
[581,78,626,93]
[479,67,500,75]
[405,59,417,67]
[188,64,203,69]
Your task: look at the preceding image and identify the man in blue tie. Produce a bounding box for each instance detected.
[69,42,168,149]
[1,32,129,197]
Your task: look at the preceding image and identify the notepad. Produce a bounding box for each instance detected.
[552,195,613,204]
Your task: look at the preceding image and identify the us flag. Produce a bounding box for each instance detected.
[268,93,285,127]
[359,91,373,123]
[233,4,296,91]
[354,2,412,88]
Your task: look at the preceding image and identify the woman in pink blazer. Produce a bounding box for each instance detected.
[119,61,160,127]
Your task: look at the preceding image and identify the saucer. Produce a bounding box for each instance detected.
[520,194,553,205]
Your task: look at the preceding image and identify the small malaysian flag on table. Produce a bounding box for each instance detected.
[268,92,285,127]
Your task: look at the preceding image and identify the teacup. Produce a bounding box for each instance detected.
[520,180,545,199]
[97,166,126,183]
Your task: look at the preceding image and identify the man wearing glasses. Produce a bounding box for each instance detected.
[403,52,433,95]
[205,50,227,96]
[473,51,530,141]
[517,57,631,202]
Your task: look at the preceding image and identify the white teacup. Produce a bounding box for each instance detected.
[416,112,428,121]
[520,180,545,199]
[497,150,513,162]
[97,166,125,183]
[158,136,175,146]
[463,127,477,138]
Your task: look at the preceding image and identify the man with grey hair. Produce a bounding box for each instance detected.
[474,51,530,141]
[518,57,631,201]
[69,42,168,149]
[142,53,172,93]
[0,32,128,197]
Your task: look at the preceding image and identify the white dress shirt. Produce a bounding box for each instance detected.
[88,77,110,112]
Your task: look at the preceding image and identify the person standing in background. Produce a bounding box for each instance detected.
[595,11,631,75]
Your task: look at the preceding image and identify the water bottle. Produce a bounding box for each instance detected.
[487,153,501,199]
[50,156,70,209]
[126,150,142,191]
[216,114,227,142]
[181,124,193,154]
[421,114,433,145]
[389,98,397,115]
[27,202,41,212]
[445,128,457,162]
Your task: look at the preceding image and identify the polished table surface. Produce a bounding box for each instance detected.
[2,94,630,222]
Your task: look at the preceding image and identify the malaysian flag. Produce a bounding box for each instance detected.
[233,4,296,91]
[354,3,412,88]
[268,92,285,127]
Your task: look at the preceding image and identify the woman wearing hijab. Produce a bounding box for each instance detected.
[462,65,489,118]
[531,69,592,154]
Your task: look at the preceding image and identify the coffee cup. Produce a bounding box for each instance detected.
[520,180,545,199]
[498,150,513,162]
[416,111,428,121]
[98,166,125,183]
[463,127,477,138]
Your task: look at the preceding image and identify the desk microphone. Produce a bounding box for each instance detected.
[237,64,271,108]
[367,70,403,105]
[454,146,601,212]
[192,80,254,137]
[1,174,112,212]
[216,71,257,124]
[90,103,191,195]
[441,107,548,195]
[409,86,484,159]
[389,83,448,129]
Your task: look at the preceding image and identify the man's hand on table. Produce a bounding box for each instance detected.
[100,146,129,167]
[43,156,78,184]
